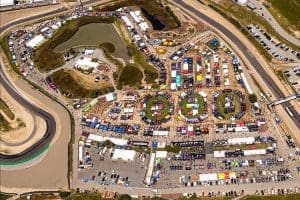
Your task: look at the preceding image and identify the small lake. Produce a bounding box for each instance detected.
[54,23,129,61]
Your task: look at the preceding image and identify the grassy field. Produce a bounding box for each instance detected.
[49,70,114,98]
[217,92,241,119]
[118,65,143,87]
[54,23,129,61]
[127,44,158,84]
[145,96,170,122]
[209,0,300,58]
[267,0,300,35]
[98,0,180,30]
[180,94,205,119]
[0,113,11,131]
[32,16,117,71]
[0,98,15,120]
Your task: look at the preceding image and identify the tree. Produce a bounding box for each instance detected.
[249,94,258,103]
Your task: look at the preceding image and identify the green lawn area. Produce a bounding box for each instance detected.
[118,65,143,87]
[32,16,117,72]
[145,96,170,122]
[217,92,241,119]
[127,44,158,84]
[49,69,114,98]
[54,23,129,61]
[180,94,205,119]
[267,0,300,35]
[0,98,15,120]
[98,0,180,30]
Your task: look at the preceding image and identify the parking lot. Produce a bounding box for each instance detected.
[247,24,299,62]
[78,143,148,187]
[283,66,300,91]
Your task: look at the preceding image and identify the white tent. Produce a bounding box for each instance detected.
[121,16,133,28]
[234,126,249,132]
[88,134,103,142]
[244,149,266,156]
[0,0,14,7]
[214,151,225,158]
[155,151,167,158]
[124,108,134,113]
[105,93,116,102]
[171,70,177,78]
[145,153,155,185]
[199,173,218,181]
[153,130,169,136]
[130,11,140,23]
[75,57,99,70]
[87,134,128,146]
[240,73,253,94]
[78,141,84,163]
[170,83,176,90]
[112,149,136,161]
[26,35,45,48]
[228,137,255,145]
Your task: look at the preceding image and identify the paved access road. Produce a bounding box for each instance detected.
[174,0,300,129]
[0,64,56,162]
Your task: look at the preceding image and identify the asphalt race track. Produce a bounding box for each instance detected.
[0,64,56,162]
[175,0,300,129]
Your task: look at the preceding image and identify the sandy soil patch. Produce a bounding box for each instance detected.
[293,31,300,39]
[0,4,64,26]
[0,116,46,155]
[67,69,112,90]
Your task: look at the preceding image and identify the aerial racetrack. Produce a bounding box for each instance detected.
[0,64,56,163]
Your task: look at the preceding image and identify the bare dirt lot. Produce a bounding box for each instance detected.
[0,4,63,26]
[67,69,112,90]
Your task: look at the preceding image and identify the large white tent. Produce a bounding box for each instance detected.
[112,149,136,161]
[153,130,169,136]
[25,35,45,48]
[75,57,99,70]
[87,134,128,146]
[240,73,253,94]
[228,137,255,145]
[199,173,218,181]
[155,151,168,159]
[0,0,14,7]
[244,149,266,156]
[214,151,225,158]
[145,153,155,185]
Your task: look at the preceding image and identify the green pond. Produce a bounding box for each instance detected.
[53,23,129,61]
